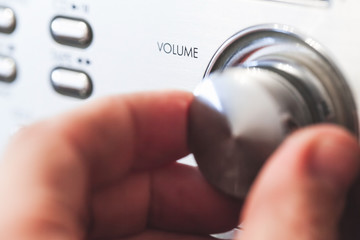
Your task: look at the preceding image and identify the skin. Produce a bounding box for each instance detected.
[0,91,359,240]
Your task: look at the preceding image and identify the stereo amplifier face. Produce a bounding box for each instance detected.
[0,0,360,156]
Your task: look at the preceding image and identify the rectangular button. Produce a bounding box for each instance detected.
[51,17,93,48]
[51,68,93,99]
[0,7,16,34]
[0,56,16,82]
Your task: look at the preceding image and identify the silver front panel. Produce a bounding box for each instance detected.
[0,0,360,153]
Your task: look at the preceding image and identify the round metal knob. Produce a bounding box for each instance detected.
[188,67,313,198]
[189,25,358,199]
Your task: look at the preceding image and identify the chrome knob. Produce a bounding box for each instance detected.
[189,25,358,199]
[189,67,313,198]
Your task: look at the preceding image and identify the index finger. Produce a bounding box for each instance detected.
[28,91,193,186]
[0,91,194,238]
[0,91,243,240]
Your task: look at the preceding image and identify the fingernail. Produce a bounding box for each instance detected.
[311,130,360,190]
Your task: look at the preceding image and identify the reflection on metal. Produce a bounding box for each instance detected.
[189,68,312,198]
[189,24,357,199]
[50,16,93,48]
[51,68,93,99]
[0,56,16,82]
[0,7,16,34]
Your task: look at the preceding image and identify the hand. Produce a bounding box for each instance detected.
[0,91,241,240]
[239,125,360,240]
[0,91,359,240]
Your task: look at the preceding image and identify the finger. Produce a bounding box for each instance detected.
[90,171,151,238]
[239,125,360,240]
[56,90,195,186]
[90,163,241,239]
[149,163,240,234]
[0,91,193,239]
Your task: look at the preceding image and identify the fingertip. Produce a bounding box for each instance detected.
[310,125,360,189]
[279,124,360,191]
[241,124,360,240]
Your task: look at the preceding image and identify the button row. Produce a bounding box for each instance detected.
[0,58,93,99]
[50,17,94,98]
[0,6,93,98]
[0,6,93,48]
[0,7,16,34]
[0,62,93,99]
[0,7,17,83]
[51,68,92,99]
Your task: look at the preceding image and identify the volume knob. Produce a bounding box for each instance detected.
[188,67,313,198]
[189,25,358,199]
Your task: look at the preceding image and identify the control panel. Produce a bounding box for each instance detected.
[0,0,360,158]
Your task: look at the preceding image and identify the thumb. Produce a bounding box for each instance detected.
[238,125,360,240]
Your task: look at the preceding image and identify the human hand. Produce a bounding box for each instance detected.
[0,91,359,240]
[0,91,241,240]
[239,125,360,240]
